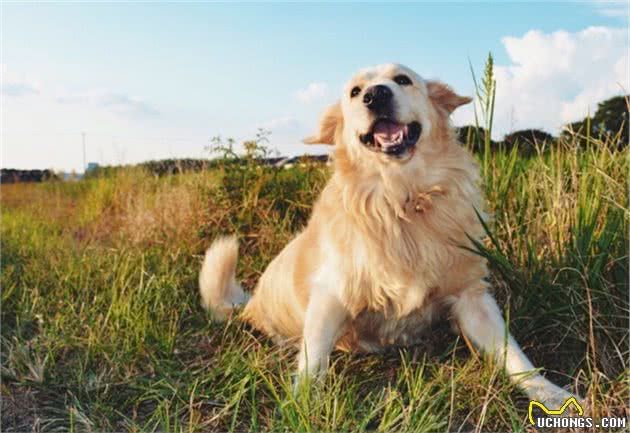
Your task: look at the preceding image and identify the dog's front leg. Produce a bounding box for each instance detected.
[296,291,348,382]
[452,290,576,407]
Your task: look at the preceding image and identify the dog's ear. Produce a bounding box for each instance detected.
[303,102,342,145]
[426,80,472,114]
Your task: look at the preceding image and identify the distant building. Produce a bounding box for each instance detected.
[86,162,100,172]
[62,172,81,181]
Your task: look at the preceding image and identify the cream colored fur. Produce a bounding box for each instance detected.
[199,235,249,321]
[200,64,576,406]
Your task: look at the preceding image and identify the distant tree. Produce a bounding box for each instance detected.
[503,129,556,156]
[562,95,629,149]
[563,120,587,138]
[592,95,628,147]
[456,125,498,153]
[0,169,59,183]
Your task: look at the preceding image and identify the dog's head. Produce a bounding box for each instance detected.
[304,64,471,163]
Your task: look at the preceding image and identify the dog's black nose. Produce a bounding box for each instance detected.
[363,85,393,111]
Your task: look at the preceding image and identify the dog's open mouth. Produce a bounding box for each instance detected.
[359,120,422,157]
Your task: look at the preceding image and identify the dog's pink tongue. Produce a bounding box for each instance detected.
[373,121,406,145]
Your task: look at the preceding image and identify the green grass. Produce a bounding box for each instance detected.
[1,132,628,432]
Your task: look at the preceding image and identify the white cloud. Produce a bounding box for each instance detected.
[54,89,159,117]
[257,116,300,132]
[592,0,627,19]
[454,26,628,138]
[1,64,158,117]
[295,82,328,104]
[1,82,39,97]
[1,65,41,97]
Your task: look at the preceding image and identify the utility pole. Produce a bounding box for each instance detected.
[82,132,86,172]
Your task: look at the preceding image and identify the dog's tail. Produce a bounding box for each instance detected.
[199,236,249,321]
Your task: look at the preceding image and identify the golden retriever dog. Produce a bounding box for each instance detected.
[200,63,575,406]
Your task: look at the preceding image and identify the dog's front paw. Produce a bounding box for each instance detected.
[527,381,581,410]
[292,370,323,395]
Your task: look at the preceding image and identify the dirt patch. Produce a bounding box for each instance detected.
[1,383,41,432]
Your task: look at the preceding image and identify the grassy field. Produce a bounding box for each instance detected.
[1,131,628,432]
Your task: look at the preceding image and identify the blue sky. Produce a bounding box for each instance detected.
[2,1,627,171]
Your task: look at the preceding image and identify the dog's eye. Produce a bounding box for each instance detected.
[350,86,361,98]
[393,75,412,86]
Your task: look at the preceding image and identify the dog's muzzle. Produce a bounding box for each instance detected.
[359,120,422,158]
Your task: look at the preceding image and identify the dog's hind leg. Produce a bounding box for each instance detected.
[296,290,349,382]
[452,289,576,407]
